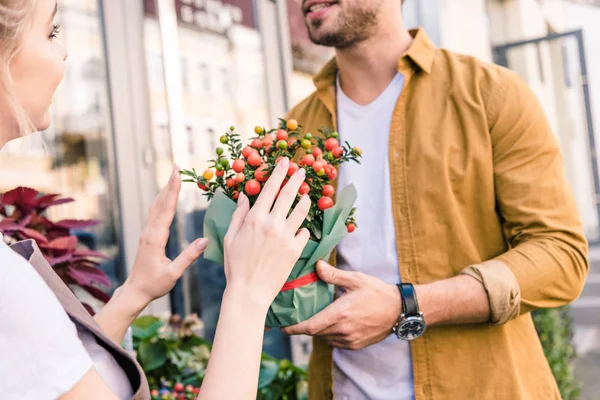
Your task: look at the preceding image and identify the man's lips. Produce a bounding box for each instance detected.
[303,0,338,17]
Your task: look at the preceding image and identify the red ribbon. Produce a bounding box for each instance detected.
[280,272,319,292]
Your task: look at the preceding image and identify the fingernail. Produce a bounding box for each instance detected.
[280,157,289,168]
[298,168,306,177]
[238,193,246,207]
[196,238,208,250]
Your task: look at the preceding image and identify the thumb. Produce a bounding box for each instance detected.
[170,238,208,276]
[316,261,359,290]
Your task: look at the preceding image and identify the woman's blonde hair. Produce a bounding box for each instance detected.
[0,0,38,135]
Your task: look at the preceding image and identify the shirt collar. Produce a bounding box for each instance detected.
[313,28,436,91]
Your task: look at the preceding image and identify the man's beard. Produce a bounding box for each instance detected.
[306,6,379,49]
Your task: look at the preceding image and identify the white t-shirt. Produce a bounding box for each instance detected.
[0,238,94,399]
[333,72,415,400]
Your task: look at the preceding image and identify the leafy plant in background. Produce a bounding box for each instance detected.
[0,187,111,313]
[132,315,307,400]
[533,306,580,399]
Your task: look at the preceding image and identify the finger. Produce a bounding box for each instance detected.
[316,261,360,290]
[264,327,272,333]
[286,196,311,234]
[271,168,306,219]
[143,167,181,247]
[155,166,182,227]
[324,338,351,349]
[224,193,250,242]
[294,227,311,250]
[251,158,289,215]
[170,238,209,277]
[282,301,341,336]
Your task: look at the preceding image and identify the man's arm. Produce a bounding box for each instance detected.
[283,69,588,348]
[457,68,589,325]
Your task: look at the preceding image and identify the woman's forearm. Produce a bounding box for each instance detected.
[199,286,269,400]
[93,283,148,344]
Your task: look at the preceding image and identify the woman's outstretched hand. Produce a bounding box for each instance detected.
[222,157,311,310]
[125,166,208,305]
[95,166,208,344]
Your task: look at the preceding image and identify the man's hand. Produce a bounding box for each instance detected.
[282,261,401,350]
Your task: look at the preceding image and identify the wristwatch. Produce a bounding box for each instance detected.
[392,283,426,341]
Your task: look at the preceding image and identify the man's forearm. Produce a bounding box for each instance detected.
[415,275,490,326]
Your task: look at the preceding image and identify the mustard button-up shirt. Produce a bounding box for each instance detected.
[286,29,589,400]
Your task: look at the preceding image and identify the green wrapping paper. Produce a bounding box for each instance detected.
[203,184,358,327]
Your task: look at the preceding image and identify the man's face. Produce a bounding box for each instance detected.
[301,0,384,49]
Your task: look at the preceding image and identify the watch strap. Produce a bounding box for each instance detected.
[400,283,419,317]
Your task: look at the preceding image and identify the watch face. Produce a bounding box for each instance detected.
[398,317,426,340]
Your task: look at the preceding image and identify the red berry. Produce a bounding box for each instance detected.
[313,148,323,158]
[302,154,315,167]
[226,178,236,188]
[197,182,208,191]
[328,168,338,181]
[235,172,245,183]
[232,159,245,173]
[263,134,274,149]
[325,138,339,151]
[194,388,200,395]
[151,390,159,396]
[232,191,240,200]
[299,182,310,195]
[251,138,263,149]
[324,164,334,175]
[185,385,194,392]
[242,146,255,159]
[248,152,262,167]
[255,164,269,182]
[276,129,288,141]
[287,162,299,177]
[216,170,224,177]
[245,179,261,196]
[312,161,324,172]
[288,138,297,147]
[281,179,289,188]
[318,196,334,211]
[322,184,335,197]
[332,146,344,158]
[174,383,184,392]
[347,223,356,233]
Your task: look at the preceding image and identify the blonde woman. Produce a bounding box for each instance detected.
[0,1,311,399]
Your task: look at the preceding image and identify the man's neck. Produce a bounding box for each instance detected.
[336,24,413,106]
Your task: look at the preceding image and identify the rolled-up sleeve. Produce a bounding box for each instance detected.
[460,69,589,325]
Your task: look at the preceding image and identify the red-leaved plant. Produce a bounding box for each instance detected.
[0,187,111,313]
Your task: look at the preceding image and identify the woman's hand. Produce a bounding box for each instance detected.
[95,166,207,344]
[125,166,208,305]
[200,158,311,400]
[223,157,311,310]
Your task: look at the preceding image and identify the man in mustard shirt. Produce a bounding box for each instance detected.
[282,1,589,399]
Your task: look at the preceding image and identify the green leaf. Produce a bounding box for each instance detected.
[139,341,167,372]
[131,316,164,340]
[258,360,279,389]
